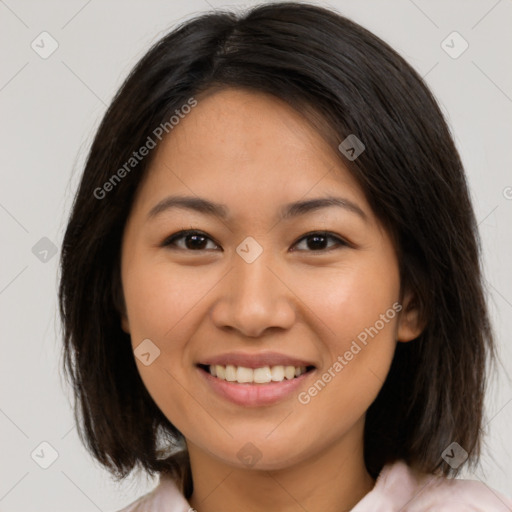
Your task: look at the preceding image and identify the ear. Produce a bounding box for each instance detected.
[121,313,130,334]
[397,289,424,343]
[112,267,130,333]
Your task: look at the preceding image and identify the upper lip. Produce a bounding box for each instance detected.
[198,351,316,369]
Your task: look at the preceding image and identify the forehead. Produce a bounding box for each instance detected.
[162,87,336,172]
[135,88,371,223]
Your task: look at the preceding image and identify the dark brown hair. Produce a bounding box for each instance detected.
[58,1,496,497]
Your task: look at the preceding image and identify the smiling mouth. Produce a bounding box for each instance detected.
[197,364,316,384]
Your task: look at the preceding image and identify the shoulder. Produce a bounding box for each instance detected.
[353,460,512,511]
[114,473,191,512]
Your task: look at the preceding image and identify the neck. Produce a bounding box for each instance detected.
[187,420,375,512]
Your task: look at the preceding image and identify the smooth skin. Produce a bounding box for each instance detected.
[120,88,423,512]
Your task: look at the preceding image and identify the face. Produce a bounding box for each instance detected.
[120,88,421,471]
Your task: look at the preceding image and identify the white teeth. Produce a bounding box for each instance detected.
[253,366,272,383]
[271,365,285,381]
[215,365,225,380]
[284,365,296,380]
[225,364,237,382]
[207,364,309,383]
[236,366,253,383]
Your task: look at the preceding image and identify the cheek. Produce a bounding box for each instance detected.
[297,256,400,407]
[122,259,203,429]
[122,259,201,391]
[302,257,400,344]
[123,258,216,342]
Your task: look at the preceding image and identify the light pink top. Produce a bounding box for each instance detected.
[116,460,512,511]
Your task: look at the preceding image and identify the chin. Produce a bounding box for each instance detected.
[211,439,310,472]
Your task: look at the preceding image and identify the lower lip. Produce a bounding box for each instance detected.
[197,366,315,407]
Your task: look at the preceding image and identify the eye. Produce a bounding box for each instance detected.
[162,229,348,252]
[162,229,220,251]
[292,231,348,252]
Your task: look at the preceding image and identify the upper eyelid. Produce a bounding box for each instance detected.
[164,229,220,245]
[292,232,348,249]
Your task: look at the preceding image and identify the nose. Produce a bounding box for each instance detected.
[210,246,296,338]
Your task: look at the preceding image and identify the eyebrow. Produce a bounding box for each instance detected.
[147,194,367,222]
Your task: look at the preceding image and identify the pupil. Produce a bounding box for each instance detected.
[187,234,206,250]
[309,235,326,250]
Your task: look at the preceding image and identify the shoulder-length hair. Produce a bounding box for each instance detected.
[58,1,495,497]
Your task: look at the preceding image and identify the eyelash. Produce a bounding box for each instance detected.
[161,229,350,253]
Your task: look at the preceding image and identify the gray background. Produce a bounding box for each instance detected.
[1,0,511,510]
